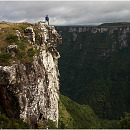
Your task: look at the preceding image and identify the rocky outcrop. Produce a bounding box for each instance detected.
[59,26,130,49]
[25,27,35,44]
[0,23,62,128]
[7,45,18,57]
[16,30,22,40]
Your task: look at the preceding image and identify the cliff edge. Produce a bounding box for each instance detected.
[0,22,62,128]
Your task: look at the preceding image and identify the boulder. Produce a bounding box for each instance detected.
[7,45,18,57]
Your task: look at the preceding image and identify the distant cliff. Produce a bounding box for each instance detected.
[56,26,130,119]
[0,22,62,128]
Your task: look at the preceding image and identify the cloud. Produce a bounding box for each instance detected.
[0,1,130,25]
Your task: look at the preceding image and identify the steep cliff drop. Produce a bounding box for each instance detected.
[56,25,130,120]
[0,22,62,128]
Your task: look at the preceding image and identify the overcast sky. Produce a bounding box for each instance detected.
[0,1,130,25]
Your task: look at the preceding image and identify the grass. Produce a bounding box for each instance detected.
[0,22,41,65]
[6,34,18,43]
[0,24,11,28]
[0,52,12,66]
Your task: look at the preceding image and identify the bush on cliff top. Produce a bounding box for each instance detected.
[6,34,18,43]
[0,23,41,65]
[0,52,12,66]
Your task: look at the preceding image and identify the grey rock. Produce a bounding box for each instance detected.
[25,27,35,44]
[0,23,62,128]
[16,30,22,40]
[7,45,18,57]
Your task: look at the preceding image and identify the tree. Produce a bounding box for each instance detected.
[118,112,130,128]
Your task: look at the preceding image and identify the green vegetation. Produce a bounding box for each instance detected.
[59,94,119,129]
[56,26,130,120]
[118,112,130,128]
[37,119,57,129]
[0,23,41,65]
[0,52,12,65]
[34,27,41,46]
[0,94,120,129]
[0,114,29,129]
[0,22,129,129]
[58,95,75,128]
[27,48,35,57]
[6,34,18,43]
[59,94,101,128]
[100,119,119,129]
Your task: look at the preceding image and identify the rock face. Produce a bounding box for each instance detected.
[0,23,62,127]
[7,45,18,57]
[24,27,35,44]
[57,26,130,49]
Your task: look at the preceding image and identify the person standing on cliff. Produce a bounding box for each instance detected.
[45,15,49,25]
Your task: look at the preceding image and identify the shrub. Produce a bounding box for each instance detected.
[19,23,30,33]
[37,119,57,129]
[17,42,26,50]
[16,50,26,59]
[6,34,18,43]
[45,119,57,129]
[0,52,12,65]
[28,48,35,57]
[35,40,40,46]
[16,49,34,63]
[0,114,29,129]
[0,114,9,128]
[118,112,130,129]
[37,121,44,129]
[35,49,40,56]
[34,29,41,46]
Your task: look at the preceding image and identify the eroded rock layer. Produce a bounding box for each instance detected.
[0,23,62,127]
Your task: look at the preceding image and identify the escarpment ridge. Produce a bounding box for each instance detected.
[0,22,62,128]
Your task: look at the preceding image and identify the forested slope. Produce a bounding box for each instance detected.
[56,25,130,120]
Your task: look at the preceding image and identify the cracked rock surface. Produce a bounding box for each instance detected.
[0,23,62,128]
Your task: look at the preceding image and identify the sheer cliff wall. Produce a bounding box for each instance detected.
[0,23,62,127]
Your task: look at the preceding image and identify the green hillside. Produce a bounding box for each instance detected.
[59,94,120,129]
[59,94,101,129]
[56,26,130,120]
